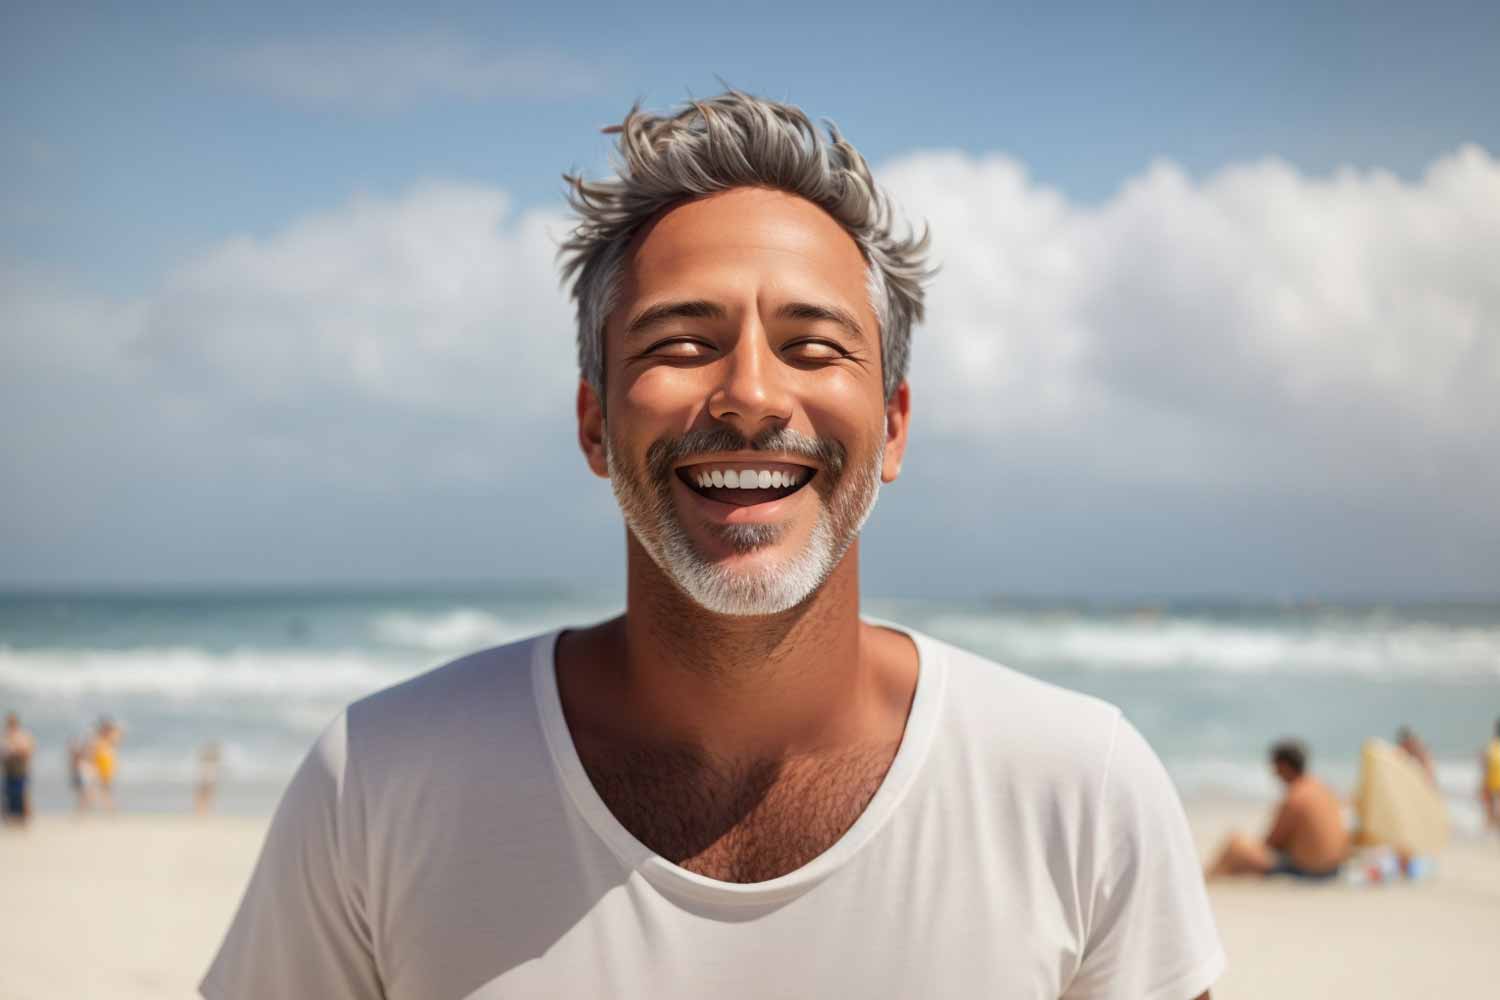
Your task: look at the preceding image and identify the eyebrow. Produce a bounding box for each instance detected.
[774,302,868,343]
[623,300,728,338]
[621,298,869,343]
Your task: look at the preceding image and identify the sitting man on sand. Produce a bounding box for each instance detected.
[1208,739,1349,880]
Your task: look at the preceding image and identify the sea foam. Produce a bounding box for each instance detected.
[0,645,419,701]
[371,607,530,652]
[914,611,1500,679]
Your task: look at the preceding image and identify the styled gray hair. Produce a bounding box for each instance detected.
[558,90,932,400]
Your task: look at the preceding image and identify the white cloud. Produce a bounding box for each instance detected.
[206,32,601,112]
[883,145,1500,498]
[4,147,1499,590]
[136,183,573,414]
[117,182,580,496]
[3,186,583,540]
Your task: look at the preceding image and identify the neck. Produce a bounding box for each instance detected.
[558,532,913,762]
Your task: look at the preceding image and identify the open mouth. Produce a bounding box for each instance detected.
[676,461,817,507]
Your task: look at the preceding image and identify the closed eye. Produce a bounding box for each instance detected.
[784,339,851,361]
[644,338,717,359]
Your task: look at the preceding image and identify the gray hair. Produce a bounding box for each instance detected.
[558,90,932,400]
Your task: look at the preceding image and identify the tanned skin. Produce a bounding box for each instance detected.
[1207,759,1348,880]
[553,188,1209,998]
[556,188,917,883]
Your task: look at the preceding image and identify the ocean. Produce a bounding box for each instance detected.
[3,588,1497,830]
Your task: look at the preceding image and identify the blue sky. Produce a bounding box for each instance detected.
[9,2,1498,293]
[4,2,1499,597]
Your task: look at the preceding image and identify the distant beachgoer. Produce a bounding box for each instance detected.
[3,712,36,826]
[1207,739,1350,880]
[68,737,94,811]
[91,716,123,811]
[1483,718,1500,830]
[1396,726,1436,784]
[195,742,222,814]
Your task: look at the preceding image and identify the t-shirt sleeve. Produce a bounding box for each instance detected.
[200,713,383,999]
[1062,714,1225,1000]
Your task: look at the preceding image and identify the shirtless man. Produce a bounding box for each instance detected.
[1396,725,1436,783]
[1208,739,1349,879]
[2,712,35,826]
[205,91,1222,1000]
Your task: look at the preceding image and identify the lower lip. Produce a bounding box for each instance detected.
[672,476,812,524]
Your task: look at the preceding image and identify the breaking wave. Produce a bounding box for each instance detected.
[370,608,531,652]
[0,646,417,702]
[914,611,1500,680]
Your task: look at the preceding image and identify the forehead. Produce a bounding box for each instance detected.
[618,187,870,311]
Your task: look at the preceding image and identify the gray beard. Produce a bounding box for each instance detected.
[606,424,884,616]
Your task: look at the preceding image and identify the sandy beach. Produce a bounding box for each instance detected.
[2,801,1497,999]
[1187,799,1500,998]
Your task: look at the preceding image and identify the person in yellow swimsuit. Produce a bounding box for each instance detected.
[92,716,122,811]
[1484,718,1500,831]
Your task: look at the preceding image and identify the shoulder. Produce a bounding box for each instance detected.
[919,631,1124,787]
[910,630,1193,844]
[253,631,564,873]
[1305,777,1341,806]
[338,631,554,786]
[349,632,543,726]
[931,633,1119,724]
[1286,776,1326,800]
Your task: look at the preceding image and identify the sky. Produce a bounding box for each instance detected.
[3,2,1499,599]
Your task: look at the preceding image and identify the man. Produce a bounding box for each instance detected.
[2,712,35,826]
[195,741,222,815]
[1207,739,1348,880]
[204,91,1222,999]
[67,736,93,811]
[1395,725,1436,783]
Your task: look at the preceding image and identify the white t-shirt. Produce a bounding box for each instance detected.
[203,626,1224,1000]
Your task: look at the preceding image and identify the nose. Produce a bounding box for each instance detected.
[707,323,793,434]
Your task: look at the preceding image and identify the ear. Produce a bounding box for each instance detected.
[881,380,911,483]
[577,380,610,479]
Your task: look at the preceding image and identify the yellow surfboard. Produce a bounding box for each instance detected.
[1353,739,1449,855]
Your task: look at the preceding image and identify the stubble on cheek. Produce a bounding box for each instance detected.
[604,414,886,616]
[606,414,880,593]
[636,434,795,556]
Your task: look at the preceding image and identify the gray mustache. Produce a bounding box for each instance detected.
[646,427,847,486]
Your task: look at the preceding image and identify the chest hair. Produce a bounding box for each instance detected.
[576,739,900,883]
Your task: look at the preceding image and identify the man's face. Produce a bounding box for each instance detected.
[579,187,909,615]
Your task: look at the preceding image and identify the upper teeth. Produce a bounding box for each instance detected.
[693,468,807,490]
